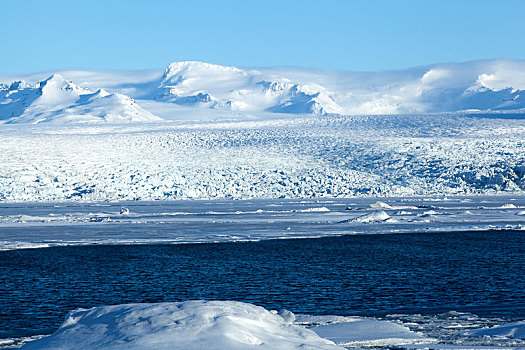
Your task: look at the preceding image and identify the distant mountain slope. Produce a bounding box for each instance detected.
[0,74,162,124]
[156,61,344,115]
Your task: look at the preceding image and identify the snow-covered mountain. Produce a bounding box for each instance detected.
[399,63,525,113]
[156,61,344,115]
[154,59,525,115]
[0,74,162,124]
[1,59,525,124]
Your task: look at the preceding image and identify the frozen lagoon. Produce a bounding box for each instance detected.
[1,196,524,250]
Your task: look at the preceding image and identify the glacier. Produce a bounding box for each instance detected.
[1,114,524,201]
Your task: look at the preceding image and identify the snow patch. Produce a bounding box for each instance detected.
[370,201,394,209]
[499,203,517,208]
[300,207,331,212]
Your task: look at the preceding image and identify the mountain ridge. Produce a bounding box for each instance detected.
[1,59,525,124]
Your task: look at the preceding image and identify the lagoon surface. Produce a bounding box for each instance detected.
[2,230,524,344]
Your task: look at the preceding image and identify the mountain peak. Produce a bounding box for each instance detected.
[7,80,32,91]
[161,61,250,87]
[164,61,244,74]
[39,73,67,87]
[157,61,344,115]
[37,73,87,96]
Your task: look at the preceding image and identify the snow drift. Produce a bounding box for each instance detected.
[311,319,431,347]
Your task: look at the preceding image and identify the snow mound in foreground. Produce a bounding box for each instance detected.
[0,74,163,124]
[311,319,433,347]
[21,301,342,350]
[465,321,525,339]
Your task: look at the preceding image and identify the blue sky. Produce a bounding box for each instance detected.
[1,0,524,73]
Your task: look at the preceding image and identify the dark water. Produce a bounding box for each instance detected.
[1,230,524,339]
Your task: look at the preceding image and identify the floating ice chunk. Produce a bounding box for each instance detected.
[300,207,330,212]
[500,203,518,208]
[310,319,434,347]
[120,206,130,215]
[422,210,438,215]
[465,321,525,339]
[370,201,393,209]
[516,210,525,216]
[352,210,391,223]
[21,301,343,350]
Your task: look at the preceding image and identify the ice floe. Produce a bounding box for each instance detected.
[465,321,525,339]
[310,319,434,347]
